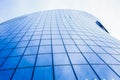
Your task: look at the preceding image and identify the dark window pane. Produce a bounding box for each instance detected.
[1,57,20,69]
[0,70,14,80]
[12,68,33,80]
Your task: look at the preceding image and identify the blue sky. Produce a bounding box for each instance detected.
[0,0,120,40]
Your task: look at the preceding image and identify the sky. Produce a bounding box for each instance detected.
[0,0,120,40]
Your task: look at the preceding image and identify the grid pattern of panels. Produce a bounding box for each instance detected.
[0,9,120,80]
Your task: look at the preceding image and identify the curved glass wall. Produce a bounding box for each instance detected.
[0,9,120,80]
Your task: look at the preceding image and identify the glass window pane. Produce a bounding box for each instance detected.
[74,65,99,80]
[110,65,120,76]
[0,49,12,58]
[36,54,52,66]
[55,66,76,80]
[90,46,105,53]
[12,68,33,80]
[84,54,104,64]
[69,54,87,64]
[92,65,120,80]
[33,66,53,80]
[18,55,36,67]
[39,45,51,54]
[24,46,38,55]
[28,40,39,46]
[98,54,120,64]
[17,41,28,47]
[10,48,25,56]
[1,57,20,69]
[0,70,14,80]
[78,45,93,52]
[66,45,80,53]
[54,54,70,65]
[53,45,65,53]
[41,39,51,45]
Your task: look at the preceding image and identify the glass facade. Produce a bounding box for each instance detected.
[0,9,120,80]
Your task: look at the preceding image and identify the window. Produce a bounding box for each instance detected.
[24,46,38,55]
[54,54,70,65]
[92,65,120,80]
[12,68,33,80]
[0,70,14,80]
[18,55,36,67]
[69,54,87,64]
[33,66,53,80]
[1,57,20,69]
[55,66,76,80]
[36,54,52,66]
[74,65,99,80]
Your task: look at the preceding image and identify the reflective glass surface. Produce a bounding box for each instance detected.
[0,9,120,80]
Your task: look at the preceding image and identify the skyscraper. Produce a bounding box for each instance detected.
[0,9,120,80]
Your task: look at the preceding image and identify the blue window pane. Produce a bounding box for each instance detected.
[98,54,120,64]
[54,54,70,65]
[12,68,33,80]
[66,45,80,53]
[11,37,21,42]
[24,46,38,55]
[5,42,17,49]
[1,57,20,69]
[41,39,51,45]
[63,39,74,45]
[74,65,99,80]
[55,66,76,80]
[52,39,63,45]
[0,49,12,58]
[10,48,25,56]
[0,70,14,80]
[31,35,41,40]
[78,45,93,52]
[74,40,86,45]
[69,54,87,64]
[92,65,120,80]
[33,66,53,80]
[21,36,31,41]
[39,45,51,54]
[102,47,118,54]
[0,44,5,50]
[42,35,50,39]
[110,65,120,76]
[36,54,52,66]
[84,40,96,45]
[17,41,28,47]
[90,46,105,53]
[0,58,5,66]
[28,40,39,46]
[84,54,104,64]
[53,45,65,53]
[18,55,36,67]
[112,55,120,62]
